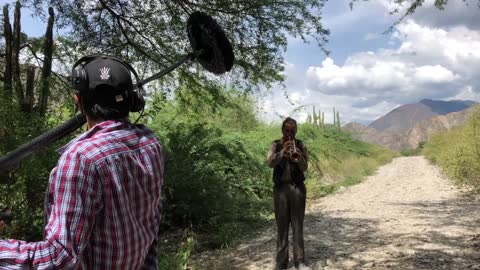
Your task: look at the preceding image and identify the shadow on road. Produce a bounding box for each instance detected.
[193,194,479,269]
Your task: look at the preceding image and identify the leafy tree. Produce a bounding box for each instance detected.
[24,0,330,94]
[0,1,75,241]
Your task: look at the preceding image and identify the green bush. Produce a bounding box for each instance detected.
[0,95,78,241]
[157,122,271,228]
[423,106,480,190]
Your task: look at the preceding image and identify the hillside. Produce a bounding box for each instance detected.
[344,100,478,150]
[405,107,476,149]
[368,99,476,132]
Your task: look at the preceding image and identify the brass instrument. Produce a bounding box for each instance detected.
[285,136,301,162]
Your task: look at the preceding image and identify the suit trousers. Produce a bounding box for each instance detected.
[274,182,306,268]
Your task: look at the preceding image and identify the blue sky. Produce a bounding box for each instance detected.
[0,1,45,36]
[3,0,480,125]
[286,0,398,68]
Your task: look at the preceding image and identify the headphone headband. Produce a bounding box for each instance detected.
[71,54,140,87]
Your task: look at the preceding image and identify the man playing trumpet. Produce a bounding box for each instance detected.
[267,117,310,270]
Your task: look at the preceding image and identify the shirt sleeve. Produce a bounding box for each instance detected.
[0,151,101,269]
[267,142,283,168]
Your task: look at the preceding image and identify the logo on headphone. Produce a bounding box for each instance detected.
[100,67,110,80]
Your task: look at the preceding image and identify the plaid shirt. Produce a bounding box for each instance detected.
[0,120,164,269]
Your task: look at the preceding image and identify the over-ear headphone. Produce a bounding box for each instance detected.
[71,54,145,112]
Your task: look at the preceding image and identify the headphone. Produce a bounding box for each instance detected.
[71,55,145,112]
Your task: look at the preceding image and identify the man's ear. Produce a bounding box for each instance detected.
[74,94,83,114]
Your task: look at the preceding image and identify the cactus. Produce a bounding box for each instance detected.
[336,110,340,129]
[333,107,336,126]
[306,115,312,124]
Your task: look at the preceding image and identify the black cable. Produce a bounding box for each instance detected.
[0,114,87,175]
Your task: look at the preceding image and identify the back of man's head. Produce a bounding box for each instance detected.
[82,84,130,120]
[76,57,134,120]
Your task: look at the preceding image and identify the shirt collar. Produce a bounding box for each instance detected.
[57,120,127,155]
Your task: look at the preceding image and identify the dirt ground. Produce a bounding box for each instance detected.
[191,156,480,270]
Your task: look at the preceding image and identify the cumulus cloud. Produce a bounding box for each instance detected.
[305,19,479,110]
[258,61,401,125]
[414,65,457,83]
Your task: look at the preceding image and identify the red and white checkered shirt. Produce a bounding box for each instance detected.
[0,120,164,269]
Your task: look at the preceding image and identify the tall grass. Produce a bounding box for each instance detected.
[423,106,480,190]
[300,124,397,199]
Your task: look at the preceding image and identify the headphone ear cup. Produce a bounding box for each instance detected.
[130,88,145,112]
[71,68,89,94]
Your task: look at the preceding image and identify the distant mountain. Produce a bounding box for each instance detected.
[369,99,477,132]
[343,100,479,151]
[343,122,412,150]
[404,107,475,149]
[342,122,371,134]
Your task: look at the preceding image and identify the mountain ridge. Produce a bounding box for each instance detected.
[344,99,478,150]
[368,99,476,132]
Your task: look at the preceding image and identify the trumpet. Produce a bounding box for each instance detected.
[284,137,301,162]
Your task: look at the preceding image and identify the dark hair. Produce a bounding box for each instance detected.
[282,117,297,130]
[79,85,130,120]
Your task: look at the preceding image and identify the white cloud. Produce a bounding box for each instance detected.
[305,19,478,109]
[257,63,311,124]
[289,92,305,104]
[445,85,480,102]
[414,65,457,83]
[259,1,480,125]
[258,61,401,125]
[306,56,413,96]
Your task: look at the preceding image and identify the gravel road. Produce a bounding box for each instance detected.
[191,156,480,270]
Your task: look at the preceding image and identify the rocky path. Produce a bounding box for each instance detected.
[191,156,480,269]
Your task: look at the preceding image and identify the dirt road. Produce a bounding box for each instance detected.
[191,156,480,269]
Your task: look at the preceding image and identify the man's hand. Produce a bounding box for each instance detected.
[281,141,294,158]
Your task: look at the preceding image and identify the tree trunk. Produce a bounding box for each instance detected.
[39,7,54,116]
[12,1,24,108]
[24,65,35,113]
[3,5,13,99]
